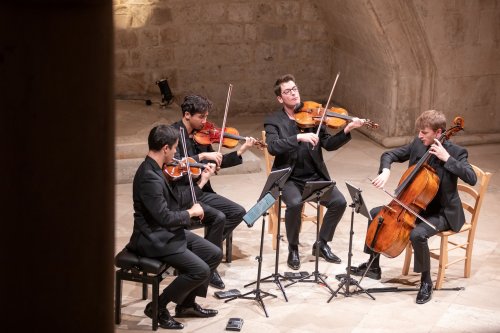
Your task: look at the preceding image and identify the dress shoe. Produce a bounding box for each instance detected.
[144,302,184,330]
[209,270,225,289]
[416,282,433,304]
[349,261,382,280]
[312,242,341,264]
[287,249,300,270]
[175,303,218,318]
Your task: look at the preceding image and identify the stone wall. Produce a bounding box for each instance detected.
[114,0,335,119]
[114,0,500,146]
[319,0,500,145]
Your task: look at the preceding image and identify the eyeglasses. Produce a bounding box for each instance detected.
[281,86,299,95]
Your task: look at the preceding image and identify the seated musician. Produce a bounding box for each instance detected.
[172,94,257,289]
[351,110,477,304]
[264,74,366,270]
[126,125,222,329]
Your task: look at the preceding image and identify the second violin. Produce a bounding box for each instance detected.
[193,121,267,149]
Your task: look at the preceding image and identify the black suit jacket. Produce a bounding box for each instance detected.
[264,108,351,181]
[379,138,477,232]
[127,156,193,258]
[172,120,242,193]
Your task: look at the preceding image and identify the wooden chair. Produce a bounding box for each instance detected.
[261,130,324,250]
[402,164,492,289]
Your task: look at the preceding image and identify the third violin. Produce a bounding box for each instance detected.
[294,101,379,130]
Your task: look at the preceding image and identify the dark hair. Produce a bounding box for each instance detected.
[415,110,447,132]
[274,74,296,96]
[147,125,179,151]
[180,94,213,117]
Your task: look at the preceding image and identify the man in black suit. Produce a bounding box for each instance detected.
[172,94,258,290]
[264,74,366,270]
[350,110,477,304]
[126,125,222,329]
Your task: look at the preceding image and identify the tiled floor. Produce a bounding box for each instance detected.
[115,101,500,332]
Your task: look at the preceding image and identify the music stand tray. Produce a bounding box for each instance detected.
[258,167,291,201]
[301,181,335,203]
[345,182,372,220]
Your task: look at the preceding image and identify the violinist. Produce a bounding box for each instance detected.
[350,110,477,304]
[172,94,257,290]
[126,125,222,329]
[264,74,366,270]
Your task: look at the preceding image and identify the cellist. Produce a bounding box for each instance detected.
[351,110,477,304]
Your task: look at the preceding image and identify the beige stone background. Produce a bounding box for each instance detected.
[113,0,500,147]
[1,1,499,332]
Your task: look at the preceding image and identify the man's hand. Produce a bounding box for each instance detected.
[344,117,366,134]
[372,168,390,189]
[199,152,222,167]
[197,163,216,189]
[187,203,204,221]
[297,132,319,146]
[238,137,258,155]
[429,139,450,162]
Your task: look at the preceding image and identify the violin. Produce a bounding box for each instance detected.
[365,117,464,258]
[163,157,206,180]
[193,121,267,149]
[294,101,379,130]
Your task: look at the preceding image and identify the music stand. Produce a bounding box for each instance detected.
[285,181,336,296]
[328,182,375,301]
[225,167,291,317]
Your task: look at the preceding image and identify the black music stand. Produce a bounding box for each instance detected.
[225,167,291,317]
[245,167,296,302]
[285,181,336,296]
[328,182,375,301]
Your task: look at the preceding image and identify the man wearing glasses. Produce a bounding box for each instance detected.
[264,74,365,270]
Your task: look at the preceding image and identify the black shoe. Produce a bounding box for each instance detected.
[416,282,433,304]
[287,249,300,270]
[144,302,184,330]
[209,271,225,289]
[175,303,218,318]
[349,261,382,280]
[312,242,341,264]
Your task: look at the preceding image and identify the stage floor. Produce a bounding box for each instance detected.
[115,100,500,332]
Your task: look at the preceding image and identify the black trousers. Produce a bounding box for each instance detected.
[365,206,449,273]
[197,190,245,249]
[157,230,222,307]
[281,180,347,247]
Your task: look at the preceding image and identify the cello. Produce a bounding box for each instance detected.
[365,117,465,258]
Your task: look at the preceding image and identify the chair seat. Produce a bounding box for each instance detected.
[438,223,471,237]
[115,248,167,274]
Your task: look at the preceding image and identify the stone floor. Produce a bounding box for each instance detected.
[114,100,500,332]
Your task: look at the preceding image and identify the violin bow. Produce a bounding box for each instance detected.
[179,127,198,205]
[217,83,233,154]
[313,72,340,150]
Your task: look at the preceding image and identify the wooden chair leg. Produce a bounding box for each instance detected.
[435,235,448,290]
[402,243,412,275]
[464,236,474,278]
